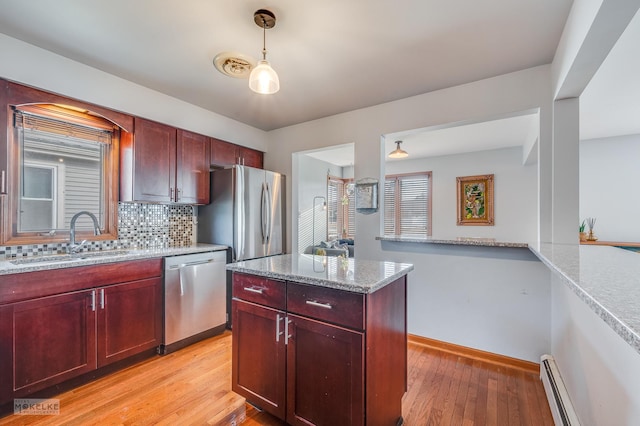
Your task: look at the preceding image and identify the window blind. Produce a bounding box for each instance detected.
[384,172,431,237]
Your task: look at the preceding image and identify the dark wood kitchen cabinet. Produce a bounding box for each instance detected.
[97,277,163,367]
[210,137,263,169]
[231,272,406,425]
[0,259,163,405]
[121,118,210,204]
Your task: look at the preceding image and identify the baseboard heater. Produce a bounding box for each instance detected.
[540,354,581,425]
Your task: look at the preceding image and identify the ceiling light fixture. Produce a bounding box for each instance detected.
[388,140,409,158]
[249,9,279,95]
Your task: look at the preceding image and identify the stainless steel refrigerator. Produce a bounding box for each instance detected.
[198,165,285,262]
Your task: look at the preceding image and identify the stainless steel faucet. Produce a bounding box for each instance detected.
[69,211,101,254]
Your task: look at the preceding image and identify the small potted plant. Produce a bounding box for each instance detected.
[579,220,587,242]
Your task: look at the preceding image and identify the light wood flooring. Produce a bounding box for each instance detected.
[0,331,553,425]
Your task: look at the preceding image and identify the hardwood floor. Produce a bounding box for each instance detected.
[0,331,553,425]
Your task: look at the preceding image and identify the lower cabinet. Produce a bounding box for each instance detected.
[286,314,364,426]
[0,290,97,401]
[0,259,163,405]
[98,278,163,367]
[232,300,287,419]
[231,272,406,425]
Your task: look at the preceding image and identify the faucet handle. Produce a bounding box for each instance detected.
[69,240,87,254]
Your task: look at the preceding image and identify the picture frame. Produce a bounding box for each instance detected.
[355,178,378,212]
[456,174,494,226]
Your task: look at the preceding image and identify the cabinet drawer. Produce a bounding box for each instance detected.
[287,282,365,330]
[232,273,285,310]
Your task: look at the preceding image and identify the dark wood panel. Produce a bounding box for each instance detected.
[286,314,364,426]
[0,258,163,305]
[365,276,407,425]
[232,300,286,420]
[132,118,176,202]
[232,273,286,310]
[4,290,96,398]
[3,79,134,132]
[210,137,239,167]
[240,147,263,169]
[97,278,163,367]
[286,282,365,330]
[176,129,210,204]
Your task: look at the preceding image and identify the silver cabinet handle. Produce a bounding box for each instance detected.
[100,288,105,309]
[243,287,263,294]
[305,300,333,309]
[275,314,284,342]
[285,317,292,345]
[90,290,96,311]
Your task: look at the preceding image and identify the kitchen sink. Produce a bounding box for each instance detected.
[10,250,130,265]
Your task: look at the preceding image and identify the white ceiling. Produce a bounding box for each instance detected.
[307,8,640,167]
[0,0,573,132]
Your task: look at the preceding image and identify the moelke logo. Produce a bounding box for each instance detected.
[14,398,60,415]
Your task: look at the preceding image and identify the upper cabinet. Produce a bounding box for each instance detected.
[176,129,210,204]
[211,137,263,169]
[121,118,210,204]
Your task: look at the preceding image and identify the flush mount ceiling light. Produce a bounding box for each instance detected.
[249,9,280,95]
[388,140,409,158]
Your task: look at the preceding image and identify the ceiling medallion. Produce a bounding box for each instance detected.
[213,52,255,79]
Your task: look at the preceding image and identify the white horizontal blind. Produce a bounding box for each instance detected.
[346,181,355,238]
[385,172,431,237]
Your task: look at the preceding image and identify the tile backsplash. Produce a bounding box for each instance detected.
[0,202,195,260]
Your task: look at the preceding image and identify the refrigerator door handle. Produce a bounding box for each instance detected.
[261,183,268,244]
[265,183,271,243]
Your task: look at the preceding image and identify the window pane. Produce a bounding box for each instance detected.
[23,166,53,199]
[384,173,430,237]
[16,109,109,233]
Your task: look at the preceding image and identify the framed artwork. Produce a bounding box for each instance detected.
[355,178,378,212]
[457,174,494,226]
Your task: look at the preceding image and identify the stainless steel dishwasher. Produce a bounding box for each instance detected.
[162,250,227,353]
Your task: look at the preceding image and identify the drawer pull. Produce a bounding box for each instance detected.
[243,287,264,294]
[305,300,332,309]
[276,314,284,342]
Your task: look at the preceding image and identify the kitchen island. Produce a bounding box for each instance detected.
[227,254,414,426]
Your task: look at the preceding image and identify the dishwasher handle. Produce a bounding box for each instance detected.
[167,258,216,270]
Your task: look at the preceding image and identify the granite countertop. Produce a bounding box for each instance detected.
[0,243,228,275]
[376,235,529,248]
[227,254,414,294]
[528,242,640,355]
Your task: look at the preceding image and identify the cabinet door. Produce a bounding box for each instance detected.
[133,117,176,202]
[0,290,96,402]
[286,314,364,426]
[232,299,286,419]
[97,277,162,367]
[239,147,263,169]
[176,129,210,204]
[210,137,238,167]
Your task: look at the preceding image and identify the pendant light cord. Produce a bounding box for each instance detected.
[261,19,267,60]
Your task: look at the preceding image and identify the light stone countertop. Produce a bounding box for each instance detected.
[528,243,640,355]
[227,254,414,294]
[0,244,228,275]
[376,235,529,248]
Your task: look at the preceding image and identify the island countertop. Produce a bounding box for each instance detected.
[226,253,414,294]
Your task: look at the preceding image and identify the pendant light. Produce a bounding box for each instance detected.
[249,9,280,95]
[388,140,409,158]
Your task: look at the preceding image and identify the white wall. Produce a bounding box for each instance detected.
[295,154,342,253]
[0,34,267,150]
[265,66,554,361]
[385,147,538,242]
[551,276,640,425]
[580,134,640,242]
